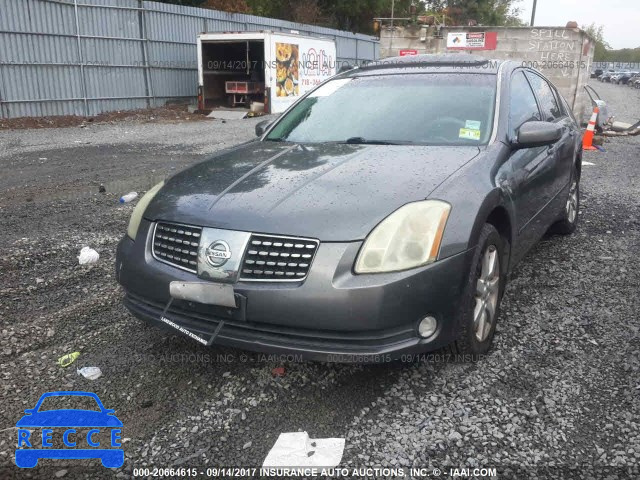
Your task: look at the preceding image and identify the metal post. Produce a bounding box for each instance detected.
[73,0,89,116]
[389,0,395,54]
[355,38,359,66]
[530,0,537,26]
[0,60,7,118]
[138,0,152,107]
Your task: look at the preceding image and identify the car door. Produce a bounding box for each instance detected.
[524,70,575,220]
[505,70,554,259]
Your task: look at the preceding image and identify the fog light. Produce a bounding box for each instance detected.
[418,316,437,338]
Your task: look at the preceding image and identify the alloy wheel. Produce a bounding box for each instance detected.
[473,245,500,342]
[566,180,578,224]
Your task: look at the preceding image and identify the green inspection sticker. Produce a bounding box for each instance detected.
[459,128,481,140]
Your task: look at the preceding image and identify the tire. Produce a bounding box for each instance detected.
[452,224,506,358]
[552,166,580,235]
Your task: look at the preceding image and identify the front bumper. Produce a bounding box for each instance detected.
[116,220,475,362]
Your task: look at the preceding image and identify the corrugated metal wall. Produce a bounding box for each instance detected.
[0,0,380,118]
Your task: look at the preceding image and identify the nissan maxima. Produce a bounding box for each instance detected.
[116,55,582,361]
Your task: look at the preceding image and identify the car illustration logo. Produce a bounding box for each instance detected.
[15,391,124,469]
[205,240,232,267]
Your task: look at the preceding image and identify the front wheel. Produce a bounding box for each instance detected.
[453,224,506,357]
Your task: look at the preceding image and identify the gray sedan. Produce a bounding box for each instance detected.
[116,55,582,362]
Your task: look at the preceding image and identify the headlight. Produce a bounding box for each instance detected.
[354,200,451,274]
[126,181,164,240]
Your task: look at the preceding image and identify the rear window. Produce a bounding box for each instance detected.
[265,73,497,145]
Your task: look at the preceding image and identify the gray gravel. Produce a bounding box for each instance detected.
[0,83,638,479]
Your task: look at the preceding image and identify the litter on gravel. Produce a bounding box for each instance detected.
[78,246,99,264]
[262,432,345,468]
[57,352,80,367]
[119,192,138,203]
[77,366,102,380]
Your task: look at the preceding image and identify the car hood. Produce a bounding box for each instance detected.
[16,410,123,427]
[145,142,480,241]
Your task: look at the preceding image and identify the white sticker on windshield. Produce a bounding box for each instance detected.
[465,120,481,130]
[459,128,481,140]
[309,78,353,97]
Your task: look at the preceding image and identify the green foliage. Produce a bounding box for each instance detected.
[582,23,611,61]
[582,23,640,63]
[153,0,208,6]
[152,0,524,33]
[612,48,640,63]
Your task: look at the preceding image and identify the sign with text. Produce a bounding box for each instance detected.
[447,32,497,50]
[399,49,418,56]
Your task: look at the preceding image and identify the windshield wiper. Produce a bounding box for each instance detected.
[264,137,287,142]
[342,137,399,145]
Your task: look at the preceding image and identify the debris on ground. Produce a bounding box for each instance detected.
[272,367,286,377]
[0,105,206,130]
[77,366,103,380]
[262,432,345,467]
[78,246,99,264]
[207,110,247,120]
[119,192,138,203]
[57,352,81,368]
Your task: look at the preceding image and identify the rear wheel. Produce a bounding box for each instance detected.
[552,166,580,235]
[453,224,506,357]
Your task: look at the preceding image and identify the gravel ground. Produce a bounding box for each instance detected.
[0,82,638,480]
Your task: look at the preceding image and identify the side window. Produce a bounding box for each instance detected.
[509,71,540,136]
[525,72,562,121]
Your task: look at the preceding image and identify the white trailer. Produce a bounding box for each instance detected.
[197,31,337,114]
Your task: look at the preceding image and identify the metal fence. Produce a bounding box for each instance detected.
[0,0,380,118]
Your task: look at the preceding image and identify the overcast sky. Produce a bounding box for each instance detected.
[516,0,639,49]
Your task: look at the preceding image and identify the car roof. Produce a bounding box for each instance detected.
[348,54,504,76]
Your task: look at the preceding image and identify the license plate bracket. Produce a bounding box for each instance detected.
[169,281,237,308]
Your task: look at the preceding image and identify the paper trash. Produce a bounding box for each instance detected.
[78,247,99,265]
[77,366,103,380]
[262,432,345,468]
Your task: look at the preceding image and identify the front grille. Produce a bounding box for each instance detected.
[240,234,319,281]
[152,222,202,273]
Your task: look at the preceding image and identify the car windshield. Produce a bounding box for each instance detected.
[265,73,497,145]
[38,395,101,412]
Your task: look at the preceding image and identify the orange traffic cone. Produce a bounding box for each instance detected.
[582,106,599,151]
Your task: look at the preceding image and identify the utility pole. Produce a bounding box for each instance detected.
[530,0,537,26]
[389,0,395,54]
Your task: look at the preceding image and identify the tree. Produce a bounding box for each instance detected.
[443,0,523,26]
[582,23,612,61]
[152,0,525,32]
[203,0,250,13]
[153,0,208,6]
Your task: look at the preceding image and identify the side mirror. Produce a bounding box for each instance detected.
[255,119,273,137]
[513,121,562,149]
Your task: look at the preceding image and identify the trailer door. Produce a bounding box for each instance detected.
[268,34,337,113]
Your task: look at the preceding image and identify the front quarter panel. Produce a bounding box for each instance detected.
[432,142,515,261]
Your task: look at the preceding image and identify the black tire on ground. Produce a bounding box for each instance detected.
[552,165,580,235]
[452,223,506,358]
